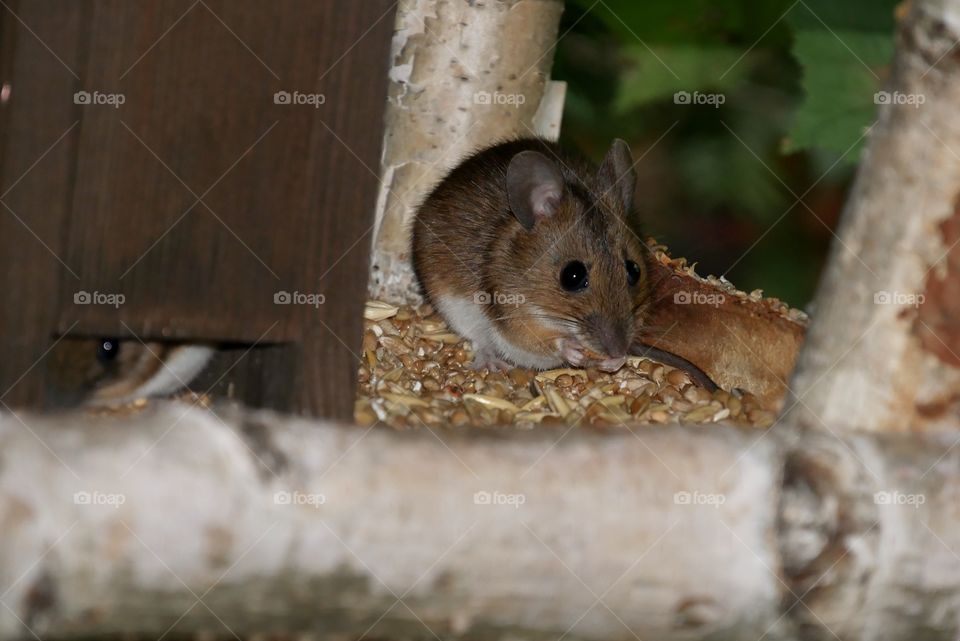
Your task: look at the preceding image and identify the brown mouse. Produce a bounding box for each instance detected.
[47,337,214,407]
[412,137,719,389]
[412,137,654,372]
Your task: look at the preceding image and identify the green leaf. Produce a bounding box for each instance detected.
[784,0,898,158]
[614,44,750,112]
[785,29,891,156]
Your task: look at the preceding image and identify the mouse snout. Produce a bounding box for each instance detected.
[588,315,630,359]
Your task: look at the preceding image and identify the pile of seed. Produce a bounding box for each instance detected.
[355,300,777,430]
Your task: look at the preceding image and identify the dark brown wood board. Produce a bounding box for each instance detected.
[0,1,396,419]
[0,1,87,410]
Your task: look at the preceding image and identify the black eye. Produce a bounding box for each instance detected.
[560,261,589,292]
[97,338,120,364]
[625,260,642,287]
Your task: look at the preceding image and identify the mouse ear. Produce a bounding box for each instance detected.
[597,138,636,214]
[506,150,564,230]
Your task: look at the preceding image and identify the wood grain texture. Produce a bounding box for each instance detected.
[0,1,86,408]
[0,1,394,418]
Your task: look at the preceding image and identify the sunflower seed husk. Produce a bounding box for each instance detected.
[364,301,399,321]
[463,394,519,412]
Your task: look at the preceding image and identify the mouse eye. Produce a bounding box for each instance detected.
[96,338,121,364]
[625,260,642,287]
[560,261,589,292]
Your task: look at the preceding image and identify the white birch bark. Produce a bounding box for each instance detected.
[3,406,960,640]
[1,405,784,640]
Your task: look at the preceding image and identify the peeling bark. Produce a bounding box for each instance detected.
[368,0,566,304]
[914,202,960,369]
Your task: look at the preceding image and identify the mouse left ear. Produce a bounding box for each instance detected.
[597,138,636,214]
[506,150,564,230]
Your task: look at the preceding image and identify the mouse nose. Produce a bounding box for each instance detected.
[592,316,629,359]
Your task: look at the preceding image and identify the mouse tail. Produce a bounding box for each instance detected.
[630,343,719,392]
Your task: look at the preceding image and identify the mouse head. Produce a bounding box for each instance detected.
[46,337,168,406]
[490,139,649,370]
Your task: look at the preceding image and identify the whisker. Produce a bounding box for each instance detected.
[491,311,582,328]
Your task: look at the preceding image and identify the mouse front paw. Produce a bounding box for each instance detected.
[558,339,589,367]
[469,346,512,372]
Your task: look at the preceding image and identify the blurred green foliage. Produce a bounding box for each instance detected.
[555,0,899,305]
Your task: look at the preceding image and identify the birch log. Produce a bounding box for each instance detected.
[368,0,565,304]
[3,405,960,640]
[0,405,787,641]
[788,0,960,432]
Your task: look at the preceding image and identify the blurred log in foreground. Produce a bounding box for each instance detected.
[2,404,960,641]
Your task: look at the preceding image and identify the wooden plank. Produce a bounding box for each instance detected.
[0,0,87,407]
[55,0,395,418]
[294,2,396,417]
[190,343,296,413]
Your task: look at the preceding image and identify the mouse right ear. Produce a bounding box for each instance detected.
[506,150,564,230]
[597,138,636,214]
